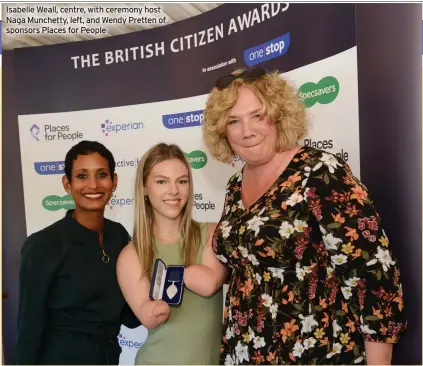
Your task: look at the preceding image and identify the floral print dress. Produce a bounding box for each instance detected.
[212,146,407,365]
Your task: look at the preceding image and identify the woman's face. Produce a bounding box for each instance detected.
[62,153,117,213]
[145,158,190,222]
[226,87,279,167]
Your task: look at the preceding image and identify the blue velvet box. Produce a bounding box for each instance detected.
[149,259,185,306]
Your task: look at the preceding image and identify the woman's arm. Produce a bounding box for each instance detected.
[116,243,170,330]
[364,341,393,365]
[183,223,228,297]
[306,153,406,364]
[14,234,64,365]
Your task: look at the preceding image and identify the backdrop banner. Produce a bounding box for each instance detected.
[14,3,358,364]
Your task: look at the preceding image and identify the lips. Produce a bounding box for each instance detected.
[163,199,180,207]
[82,193,105,200]
[245,142,262,148]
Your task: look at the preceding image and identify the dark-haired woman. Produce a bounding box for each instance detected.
[14,140,139,365]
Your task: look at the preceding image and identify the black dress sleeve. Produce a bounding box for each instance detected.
[117,223,141,329]
[120,302,141,329]
[306,153,407,343]
[14,233,66,364]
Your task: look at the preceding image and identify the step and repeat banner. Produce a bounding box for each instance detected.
[13,3,359,364]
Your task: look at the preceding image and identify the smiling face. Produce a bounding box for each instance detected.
[62,152,117,213]
[226,87,279,167]
[144,158,190,222]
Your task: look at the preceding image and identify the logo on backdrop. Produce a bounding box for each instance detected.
[30,124,41,141]
[34,158,141,174]
[193,193,216,212]
[101,119,145,137]
[244,32,290,66]
[303,138,349,162]
[30,124,83,142]
[118,334,143,350]
[115,157,140,169]
[231,154,244,167]
[34,161,65,175]
[42,194,75,211]
[162,110,204,129]
[185,150,207,169]
[298,76,340,108]
[107,194,134,210]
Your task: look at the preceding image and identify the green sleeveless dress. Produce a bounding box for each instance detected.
[135,223,223,365]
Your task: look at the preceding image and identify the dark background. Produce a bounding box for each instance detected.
[355,4,422,363]
[2,3,421,364]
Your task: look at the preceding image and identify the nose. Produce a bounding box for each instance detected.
[168,181,179,195]
[86,176,100,190]
[240,120,255,140]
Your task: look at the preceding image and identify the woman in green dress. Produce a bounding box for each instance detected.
[117,143,226,365]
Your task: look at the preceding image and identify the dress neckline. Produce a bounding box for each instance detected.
[238,146,307,212]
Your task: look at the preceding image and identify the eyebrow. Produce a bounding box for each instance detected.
[75,168,108,173]
[228,108,261,119]
[154,174,189,180]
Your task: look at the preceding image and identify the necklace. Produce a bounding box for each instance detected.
[98,233,110,263]
[101,248,110,263]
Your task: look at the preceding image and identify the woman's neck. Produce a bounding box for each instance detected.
[73,209,104,233]
[153,215,181,244]
[244,145,301,179]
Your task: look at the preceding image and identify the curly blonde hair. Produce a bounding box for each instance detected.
[203,69,308,164]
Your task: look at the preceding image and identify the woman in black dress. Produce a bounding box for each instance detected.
[14,140,139,365]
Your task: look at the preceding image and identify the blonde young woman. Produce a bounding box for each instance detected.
[116,143,226,365]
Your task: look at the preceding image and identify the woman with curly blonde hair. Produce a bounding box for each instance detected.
[195,68,407,365]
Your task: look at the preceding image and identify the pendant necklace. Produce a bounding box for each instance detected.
[101,247,110,264]
[99,234,110,263]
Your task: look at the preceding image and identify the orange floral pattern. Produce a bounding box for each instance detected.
[213,146,406,365]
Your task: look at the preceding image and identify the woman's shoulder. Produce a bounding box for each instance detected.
[300,145,349,170]
[196,221,217,231]
[300,145,332,161]
[105,218,131,241]
[21,218,68,262]
[117,241,138,266]
[224,169,243,189]
[196,222,218,243]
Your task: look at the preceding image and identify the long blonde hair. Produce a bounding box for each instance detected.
[133,143,201,279]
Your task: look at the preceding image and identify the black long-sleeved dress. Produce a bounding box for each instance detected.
[13,209,140,365]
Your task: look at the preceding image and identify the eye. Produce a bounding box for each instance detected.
[98,172,108,178]
[253,114,261,119]
[228,119,239,125]
[179,179,188,184]
[76,174,87,179]
[156,180,166,185]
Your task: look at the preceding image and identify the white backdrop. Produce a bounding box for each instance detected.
[18,47,360,364]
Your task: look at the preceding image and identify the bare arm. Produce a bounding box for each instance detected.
[364,341,393,365]
[116,243,170,329]
[183,223,228,297]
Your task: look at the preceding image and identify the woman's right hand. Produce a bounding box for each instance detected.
[117,242,170,329]
[151,300,170,325]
